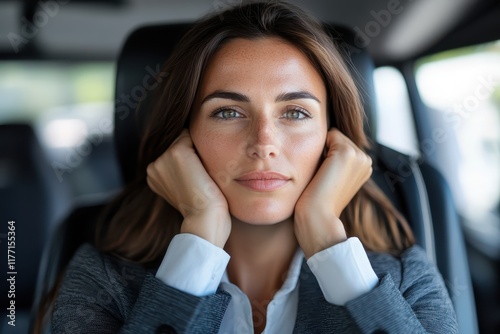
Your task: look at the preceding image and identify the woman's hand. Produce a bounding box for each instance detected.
[294,128,372,258]
[147,129,231,248]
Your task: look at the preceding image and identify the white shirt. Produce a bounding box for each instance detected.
[156,234,378,334]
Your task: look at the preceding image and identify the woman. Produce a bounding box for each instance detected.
[49,1,458,333]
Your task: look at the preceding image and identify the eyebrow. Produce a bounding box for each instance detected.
[201,91,249,104]
[275,91,320,103]
[201,90,321,105]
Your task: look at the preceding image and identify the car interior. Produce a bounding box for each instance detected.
[1,0,499,333]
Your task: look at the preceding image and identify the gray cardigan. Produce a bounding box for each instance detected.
[52,243,458,333]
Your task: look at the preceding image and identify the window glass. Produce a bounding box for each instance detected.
[0,61,120,197]
[415,41,500,249]
[374,66,419,157]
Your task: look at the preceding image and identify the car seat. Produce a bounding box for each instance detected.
[0,123,71,333]
[32,23,478,333]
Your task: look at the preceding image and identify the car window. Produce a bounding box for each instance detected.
[374,66,419,157]
[0,61,121,197]
[415,41,500,253]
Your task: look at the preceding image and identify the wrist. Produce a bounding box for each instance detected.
[181,209,231,248]
[294,212,347,259]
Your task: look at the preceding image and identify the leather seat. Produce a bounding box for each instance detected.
[32,23,478,333]
[0,123,71,333]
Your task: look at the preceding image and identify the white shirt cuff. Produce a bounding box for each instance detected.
[155,233,230,297]
[307,237,378,305]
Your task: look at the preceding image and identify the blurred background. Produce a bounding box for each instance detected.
[0,0,499,333]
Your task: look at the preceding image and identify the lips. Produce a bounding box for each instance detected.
[235,171,290,191]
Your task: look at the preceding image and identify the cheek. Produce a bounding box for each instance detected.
[287,131,326,183]
[192,130,243,182]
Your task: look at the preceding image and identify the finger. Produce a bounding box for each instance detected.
[146,162,157,179]
[168,128,192,150]
[326,129,371,166]
[168,131,200,164]
[146,174,158,193]
[146,170,163,195]
[146,162,169,194]
[146,172,176,207]
[325,130,351,155]
[326,128,357,151]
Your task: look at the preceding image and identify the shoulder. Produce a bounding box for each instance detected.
[57,243,148,315]
[65,243,146,282]
[65,243,108,272]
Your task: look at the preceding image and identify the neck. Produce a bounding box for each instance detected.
[224,217,298,300]
[224,217,298,333]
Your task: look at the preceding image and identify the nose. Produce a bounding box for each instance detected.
[246,116,280,159]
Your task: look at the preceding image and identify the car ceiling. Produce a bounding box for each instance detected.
[0,0,499,64]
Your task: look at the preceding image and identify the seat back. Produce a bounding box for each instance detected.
[0,124,71,332]
[114,23,192,184]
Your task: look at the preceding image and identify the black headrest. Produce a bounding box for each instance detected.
[114,24,192,184]
[328,25,378,140]
[114,23,378,184]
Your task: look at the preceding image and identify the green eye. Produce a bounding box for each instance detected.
[221,110,239,118]
[282,108,310,120]
[210,108,243,120]
[284,110,302,119]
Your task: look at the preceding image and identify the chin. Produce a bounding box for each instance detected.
[228,202,295,225]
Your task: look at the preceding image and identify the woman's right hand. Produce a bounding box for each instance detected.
[146,129,231,248]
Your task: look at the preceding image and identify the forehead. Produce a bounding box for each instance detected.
[198,37,325,96]
[212,37,304,67]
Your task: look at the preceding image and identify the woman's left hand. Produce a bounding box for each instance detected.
[294,128,373,258]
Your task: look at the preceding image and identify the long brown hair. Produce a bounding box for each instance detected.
[96,1,414,265]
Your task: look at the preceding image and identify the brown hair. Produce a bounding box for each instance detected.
[96,1,414,264]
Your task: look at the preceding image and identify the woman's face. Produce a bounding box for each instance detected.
[190,37,328,225]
